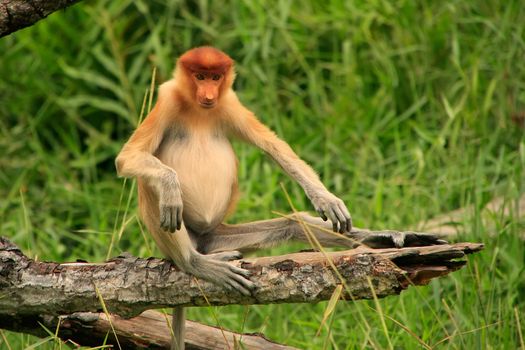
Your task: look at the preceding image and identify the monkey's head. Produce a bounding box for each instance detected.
[177,47,235,109]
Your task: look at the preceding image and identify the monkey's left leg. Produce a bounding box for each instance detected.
[198,212,446,254]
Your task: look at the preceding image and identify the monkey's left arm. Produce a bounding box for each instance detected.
[227,98,351,233]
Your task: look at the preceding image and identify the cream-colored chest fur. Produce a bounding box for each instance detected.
[156,127,237,232]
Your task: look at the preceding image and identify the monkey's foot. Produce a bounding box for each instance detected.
[190,254,255,296]
[349,231,448,249]
[206,250,243,261]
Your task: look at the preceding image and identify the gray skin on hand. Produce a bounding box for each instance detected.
[310,191,352,233]
[158,171,183,233]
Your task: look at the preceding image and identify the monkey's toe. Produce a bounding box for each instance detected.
[208,250,244,261]
[403,232,448,247]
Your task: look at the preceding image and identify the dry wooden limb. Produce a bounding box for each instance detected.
[0,310,298,350]
[0,236,483,318]
[0,0,81,38]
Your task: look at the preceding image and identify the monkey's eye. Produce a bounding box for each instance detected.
[195,73,205,81]
[212,74,221,81]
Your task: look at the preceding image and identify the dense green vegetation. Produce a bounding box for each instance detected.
[1,0,524,348]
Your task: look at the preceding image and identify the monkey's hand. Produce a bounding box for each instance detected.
[310,191,352,233]
[158,170,183,233]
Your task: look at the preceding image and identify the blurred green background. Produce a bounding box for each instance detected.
[1,0,524,349]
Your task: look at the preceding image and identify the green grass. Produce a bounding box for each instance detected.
[1,0,524,348]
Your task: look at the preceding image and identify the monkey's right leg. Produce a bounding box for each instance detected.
[138,180,255,295]
[147,221,255,295]
[199,212,446,254]
[146,221,255,350]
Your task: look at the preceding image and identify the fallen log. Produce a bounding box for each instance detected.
[0,236,483,318]
[1,310,298,350]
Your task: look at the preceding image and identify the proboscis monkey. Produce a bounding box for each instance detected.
[116,47,445,350]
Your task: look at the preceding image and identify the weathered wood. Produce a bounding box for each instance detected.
[0,310,298,350]
[0,0,81,38]
[0,236,483,318]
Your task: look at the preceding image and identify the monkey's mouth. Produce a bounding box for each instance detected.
[199,102,216,109]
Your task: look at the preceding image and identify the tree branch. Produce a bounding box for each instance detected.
[0,236,483,318]
[1,310,299,350]
[0,0,81,38]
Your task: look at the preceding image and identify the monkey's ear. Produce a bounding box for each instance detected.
[222,67,236,90]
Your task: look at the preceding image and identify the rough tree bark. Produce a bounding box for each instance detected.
[0,236,483,318]
[0,0,81,38]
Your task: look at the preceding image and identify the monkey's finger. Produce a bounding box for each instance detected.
[325,209,339,232]
[221,282,237,294]
[332,206,347,233]
[159,213,166,230]
[225,278,252,296]
[339,204,352,232]
[232,280,255,295]
[167,209,172,232]
[225,269,255,294]
[347,219,352,232]
[316,208,328,221]
[170,208,176,232]
[228,269,256,292]
[176,206,183,231]
[229,272,255,290]
[414,233,448,246]
[229,265,253,279]
[169,209,176,233]
[209,250,243,261]
[331,220,337,232]
[159,208,165,228]
[160,207,169,230]
[345,215,353,232]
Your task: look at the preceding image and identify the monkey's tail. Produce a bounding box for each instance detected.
[171,306,186,350]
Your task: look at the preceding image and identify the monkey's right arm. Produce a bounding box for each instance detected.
[115,101,183,233]
[225,95,352,233]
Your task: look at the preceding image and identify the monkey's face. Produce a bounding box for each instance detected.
[192,72,224,109]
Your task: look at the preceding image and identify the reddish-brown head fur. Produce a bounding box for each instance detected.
[177,47,235,109]
[179,46,233,74]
